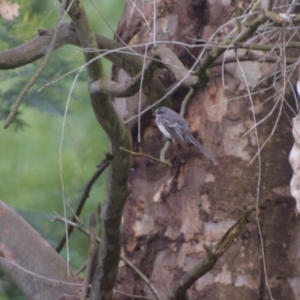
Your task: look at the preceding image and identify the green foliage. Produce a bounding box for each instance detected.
[0,274,26,300]
[0,102,27,130]
[0,63,85,119]
[0,0,125,298]
[0,47,88,127]
[0,0,57,48]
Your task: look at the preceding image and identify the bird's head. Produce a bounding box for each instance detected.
[153,106,167,116]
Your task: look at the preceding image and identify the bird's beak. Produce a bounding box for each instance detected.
[152,111,157,116]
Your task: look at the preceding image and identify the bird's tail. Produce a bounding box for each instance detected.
[186,133,218,164]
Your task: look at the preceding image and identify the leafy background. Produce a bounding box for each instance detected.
[0,0,124,298]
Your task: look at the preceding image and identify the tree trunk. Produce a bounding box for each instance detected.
[114,1,298,299]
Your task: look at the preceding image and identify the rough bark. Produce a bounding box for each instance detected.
[1,0,300,299]
[115,1,299,299]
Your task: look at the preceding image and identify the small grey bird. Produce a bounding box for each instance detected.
[153,106,218,164]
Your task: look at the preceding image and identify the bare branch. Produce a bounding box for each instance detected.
[0,201,80,300]
[89,55,162,97]
[53,214,164,300]
[61,1,132,299]
[0,23,76,69]
[159,140,171,164]
[120,146,171,168]
[0,23,171,112]
[153,47,199,87]
[3,0,68,129]
[80,213,97,300]
[171,208,255,300]
[211,52,299,67]
[179,88,194,116]
[198,14,267,81]
[114,289,153,300]
[56,158,109,253]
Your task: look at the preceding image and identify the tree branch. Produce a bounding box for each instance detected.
[56,158,109,253]
[53,214,164,300]
[90,55,162,97]
[62,1,132,300]
[0,23,74,69]
[211,52,299,67]
[171,208,255,300]
[3,0,68,129]
[198,14,267,82]
[120,146,171,168]
[0,22,171,112]
[153,47,199,87]
[80,213,97,300]
[0,201,80,300]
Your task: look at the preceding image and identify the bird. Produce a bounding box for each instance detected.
[153,106,218,164]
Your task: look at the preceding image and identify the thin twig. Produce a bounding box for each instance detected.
[115,289,153,300]
[138,45,149,144]
[235,54,274,300]
[159,141,171,164]
[0,257,81,286]
[3,0,68,129]
[241,96,280,138]
[152,0,157,47]
[56,158,109,252]
[80,213,97,300]
[76,262,87,275]
[120,256,163,300]
[180,88,194,116]
[120,147,171,168]
[247,36,286,166]
[52,214,163,300]
[126,0,151,30]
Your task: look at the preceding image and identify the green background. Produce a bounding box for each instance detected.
[0,0,124,298]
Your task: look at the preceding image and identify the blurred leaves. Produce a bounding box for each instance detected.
[0,50,87,128]
[0,0,123,299]
[0,0,57,48]
[0,273,25,300]
[0,0,20,22]
[0,101,28,130]
[0,0,75,128]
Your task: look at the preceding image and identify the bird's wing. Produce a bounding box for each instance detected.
[185,132,218,164]
[161,119,188,148]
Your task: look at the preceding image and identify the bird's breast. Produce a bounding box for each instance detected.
[156,117,173,139]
